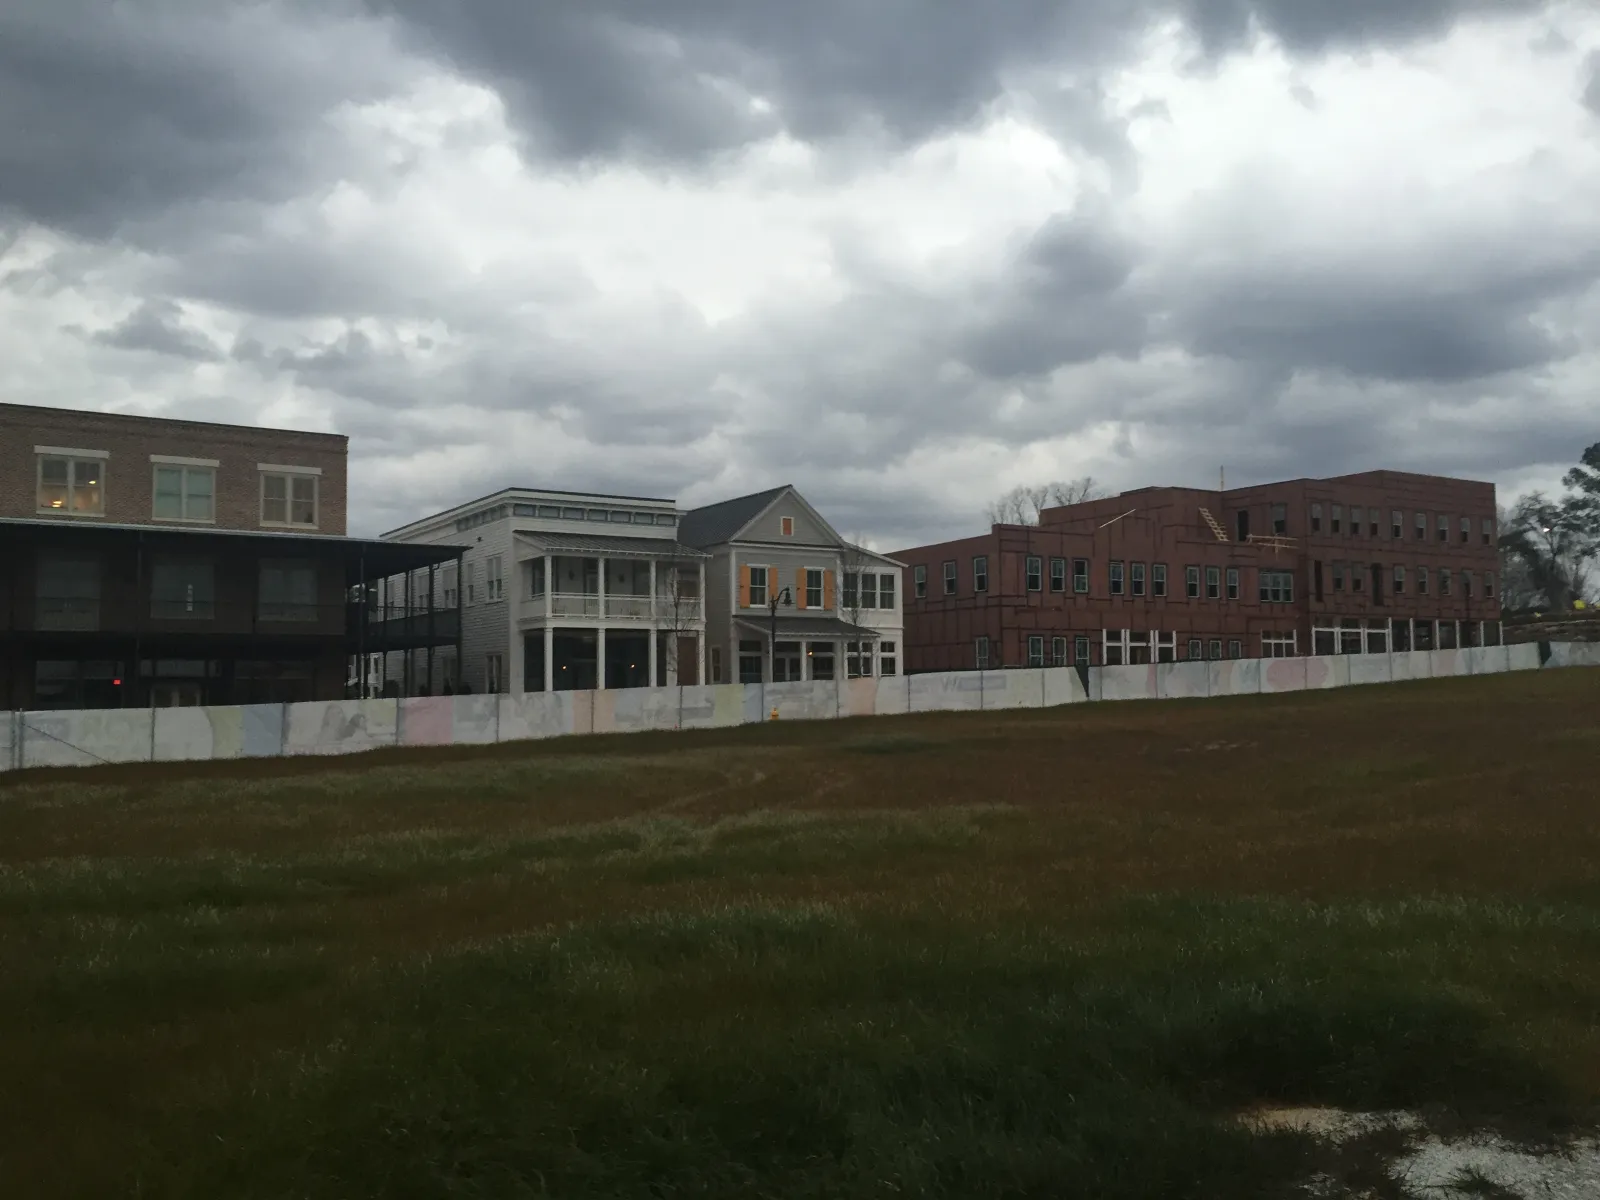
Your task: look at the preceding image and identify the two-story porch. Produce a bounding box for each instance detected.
[514,532,709,691]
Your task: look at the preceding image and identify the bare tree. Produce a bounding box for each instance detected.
[839,538,876,678]
[987,477,1103,526]
[655,553,703,726]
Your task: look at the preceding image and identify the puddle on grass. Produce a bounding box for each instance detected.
[1241,1107,1600,1198]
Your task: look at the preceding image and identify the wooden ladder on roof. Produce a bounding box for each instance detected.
[1199,507,1229,542]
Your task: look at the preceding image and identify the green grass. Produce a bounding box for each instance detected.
[3,669,1600,1197]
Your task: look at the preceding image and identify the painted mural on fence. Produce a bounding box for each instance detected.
[4,641,1591,771]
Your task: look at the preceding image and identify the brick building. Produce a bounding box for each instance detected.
[893,470,1503,672]
[0,403,459,709]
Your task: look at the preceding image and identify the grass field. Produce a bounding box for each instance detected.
[3,669,1600,1198]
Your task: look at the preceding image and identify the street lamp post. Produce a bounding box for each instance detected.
[767,586,792,682]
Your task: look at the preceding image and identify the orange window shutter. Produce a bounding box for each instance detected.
[796,568,808,609]
[740,565,751,608]
[824,569,835,610]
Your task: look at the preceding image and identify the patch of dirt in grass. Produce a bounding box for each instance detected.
[1242,1107,1600,1198]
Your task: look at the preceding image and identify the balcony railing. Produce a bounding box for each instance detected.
[518,593,705,623]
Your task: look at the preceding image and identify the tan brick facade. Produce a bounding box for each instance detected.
[0,403,348,534]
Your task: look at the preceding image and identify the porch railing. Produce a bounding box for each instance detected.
[519,593,706,622]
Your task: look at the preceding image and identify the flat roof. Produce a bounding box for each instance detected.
[0,400,345,443]
[382,486,679,539]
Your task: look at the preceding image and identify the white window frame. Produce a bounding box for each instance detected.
[943,561,958,596]
[36,447,109,516]
[258,464,320,529]
[913,564,927,599]
[486,555,504,601]
[975,635,990,670]
[1261,632,1298,659]
[150,457,219,523]
[749,565,769,608]
[1186,638,1203,660]
[1049,557,1066,593]
[442,563,459,608]
[1051,636,1067,667]
[878,573,896,611]
[1152,563,1167,598]
[879,640,898,677]
[1109,560,1124,596]
[973,555,989,593]
[806,567,824,609]
[1102,628,1130,666]
[1026,635,1045,667]
[1155,631,1177,663]
[1074,634,1090,665]
[1025,556,1043,592]
[1131,562,1146,597]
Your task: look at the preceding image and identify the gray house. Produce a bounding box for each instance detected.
[680,485,904,684]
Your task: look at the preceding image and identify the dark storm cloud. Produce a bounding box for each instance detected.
[0,0,403,238]
[958,205,1150,379]
[89,298,225,362]
[1169,250,1595,383]
[1584,52,1600,115]
[1172,0,1546,56]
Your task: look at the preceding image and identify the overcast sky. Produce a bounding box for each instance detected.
[2,1,1597,545]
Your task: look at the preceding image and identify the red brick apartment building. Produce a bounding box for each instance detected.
[893,471,1503,672]
[0,403,460,709]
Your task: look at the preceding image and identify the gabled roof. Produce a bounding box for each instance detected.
[678,485,791,548]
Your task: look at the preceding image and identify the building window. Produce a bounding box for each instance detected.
[858,570,879,609]
[36,556,102,631]
[486,654,505,694]
[1186,637,1202,660]
[1416,512,1426,540]
[709,646,723,683]
[973,556,989,593]
[943,560,958,596]
[1351,562,1364,593]
[1074,635,1090,664]
[1103,629,1129,666]
[1418,566,1429,596]
[1462,570,1475,598]
[1026,556,1043,592]
[485,555,504,601]
[878,574,895,610]
[1333,561,1345,592]
[1051,637,1067,667]
[913,565,927,599]
[842,571,858,610]
[1271,503,1287,535]
[1369,510,1379,536]
[1331,505,1342,534]
[1152,563,1167,598]
[1459,516,1470,543]
[152,463,215,522]
[1440,568,1452,596]
[465,561,478,604]
[1353,506,1367,537]
[1208,638,1223,660]
[749,565,769,608]
[1072,559,1089,593]
[1482,518,1494,546]
[1392,510,1403,539]
[1392,565,1405,595]
[739,639,763,683]
[780,516,794,537]
[260,470,318,528]
[975,636,990,669]
[880,641,898,676]
[1027,636,1045,667]
[1109,561,1125,595]
[1228,639,1243,659]
[1131,562,1146,597]
[806,568,824,609]
[1186,566,1200,599]
[151,560,216,620]
[1485,571,1495,598]
[1310,503,1323,533]
[1259,570,1294,603]
[1262,632,1297,658]
[1050,557,1067,593]
[1205,566,1220,600]
[1129,631,1152,665]
[37,452,106,515]
[846,641,873,679]
[1226,567,1239,601]
[442,563,459,608]
[259,560,318,622]
[587,509,607,522]
[1437,515,1449,542]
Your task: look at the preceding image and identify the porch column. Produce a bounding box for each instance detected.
[544,555,553,619]
[507,603,524,696]
[649,559,657,621]
[596,557,607,690]
[648,627,658,687]
[696,631,706,687]
[544,625,554,693]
